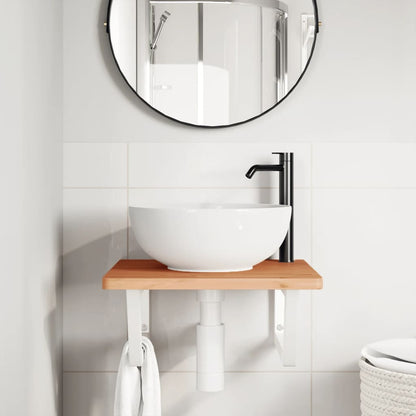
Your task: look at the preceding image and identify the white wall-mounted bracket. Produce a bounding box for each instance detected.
[274,290,299,367]
[126,290,150,367]
[124,288,299,371]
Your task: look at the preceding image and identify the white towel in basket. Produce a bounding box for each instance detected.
[362,338,416,375]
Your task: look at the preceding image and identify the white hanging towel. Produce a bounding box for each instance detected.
[114,337,161,416]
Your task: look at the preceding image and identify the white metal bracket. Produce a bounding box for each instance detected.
[124,288,299,369]
[126,290,150,367]
[274,290,299,367]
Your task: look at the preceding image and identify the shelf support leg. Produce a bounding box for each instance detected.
[197,290,225,392]
[126,290,150,367]
[274,290,299,367]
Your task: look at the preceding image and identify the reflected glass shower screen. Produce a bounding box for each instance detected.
[146,0,288,125]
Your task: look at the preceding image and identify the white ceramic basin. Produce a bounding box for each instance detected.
[129,203,291,272]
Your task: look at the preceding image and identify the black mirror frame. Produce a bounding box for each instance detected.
[106,0,319,129]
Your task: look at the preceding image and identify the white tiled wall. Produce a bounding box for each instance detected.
[63,142,416,416]
[62,0,416,414]
[63,188,127,371]
[312,373,360,416]
[64,372,311,416]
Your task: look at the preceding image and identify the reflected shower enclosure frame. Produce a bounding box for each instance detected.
[106,0,319,128]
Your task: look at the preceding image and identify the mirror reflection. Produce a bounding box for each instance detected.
[108,0,318,126]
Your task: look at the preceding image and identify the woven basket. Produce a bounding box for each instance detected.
[360,359,416,416]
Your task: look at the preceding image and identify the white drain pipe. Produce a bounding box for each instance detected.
[197,290,225,392]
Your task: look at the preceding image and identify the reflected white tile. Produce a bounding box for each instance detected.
[312,373,360,416]
[313,143,416,188]
[161,372,310,416]
[129,143,311,188]
[63,189,127,371]
[64,372,116,416]
[312,189,416,371]
[64,143,127,188]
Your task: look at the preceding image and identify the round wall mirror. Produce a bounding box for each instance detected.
[107,0,319,127]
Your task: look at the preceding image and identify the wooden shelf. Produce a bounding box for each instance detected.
[102,259,322,290]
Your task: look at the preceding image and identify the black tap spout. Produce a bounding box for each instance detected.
[245,153,294,263]
[245,164,283,179]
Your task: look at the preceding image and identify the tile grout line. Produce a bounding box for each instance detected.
[62,186,312,190]
[125,143,130,342]
[126,143,130,261]
[63,140,416,145]
[62,185,416,190]
[310,143,314,416]
[311,186,416,190]
[63,141,319,144]
[63,186,129,190]
[62,370,361,374]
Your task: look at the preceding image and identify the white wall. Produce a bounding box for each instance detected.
[0,0,63,415]
[62,0,416,415]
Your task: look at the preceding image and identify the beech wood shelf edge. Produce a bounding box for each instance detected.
[102,259,323,290]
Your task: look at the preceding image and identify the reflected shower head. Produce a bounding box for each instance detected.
[161,10,171,22]
[150,10,171,50]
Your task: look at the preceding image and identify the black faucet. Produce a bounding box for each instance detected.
[245,152,294,263]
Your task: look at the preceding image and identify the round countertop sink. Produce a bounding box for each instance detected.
[129,203,291,272]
